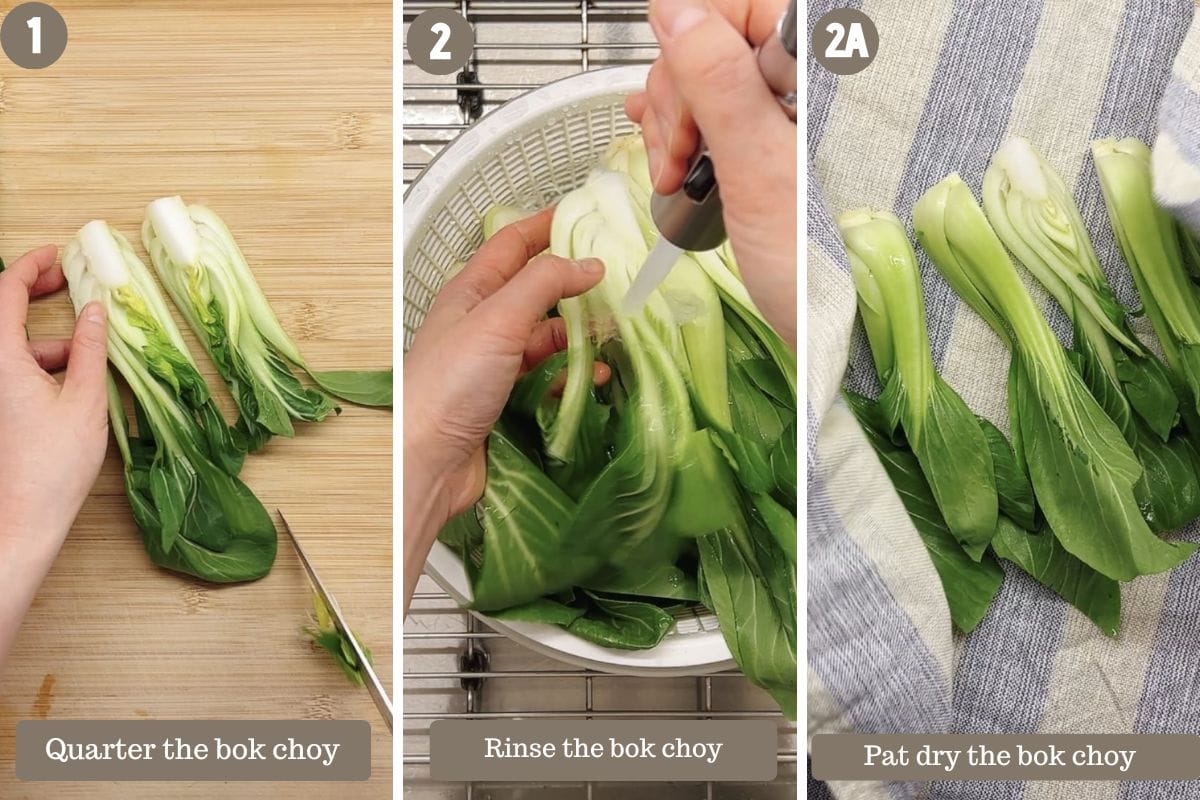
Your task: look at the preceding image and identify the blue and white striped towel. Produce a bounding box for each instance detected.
[807,2,1200,799]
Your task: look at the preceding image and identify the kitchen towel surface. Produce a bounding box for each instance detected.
[808,1,1200,799]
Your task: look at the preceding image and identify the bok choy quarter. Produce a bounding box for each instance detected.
[64,220,277,583]
[982,136,1179,441]
[143,196,392,449]
[914,175,1196,581]
[983,137,1200,531]
[837,208,998,556]
[1092,138,1200,416]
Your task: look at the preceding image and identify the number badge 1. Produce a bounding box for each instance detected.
[1,2,67,69]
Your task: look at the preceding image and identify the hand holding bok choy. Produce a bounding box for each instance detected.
[142,197,392,451]
[402,206,608,611]
[627,0,798,347]
[63,220,277,583]
[418,134,797,716]
[0,244,110,666]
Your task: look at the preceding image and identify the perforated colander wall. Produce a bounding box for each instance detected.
[404,97,637,347]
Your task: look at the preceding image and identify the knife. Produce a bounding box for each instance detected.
[279,510,393,733]
[622,0,798,315]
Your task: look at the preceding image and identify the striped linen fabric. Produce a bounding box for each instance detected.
[807,2,1200,799]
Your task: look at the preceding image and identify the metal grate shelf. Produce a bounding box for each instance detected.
[403,4,797,798]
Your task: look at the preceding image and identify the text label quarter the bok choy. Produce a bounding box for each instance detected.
[142,196,392,450]
[437,133,797,717]
[63,220,277,583]
[913,175,1196,582]
[983,137,1200,532]
[836,208,998,558]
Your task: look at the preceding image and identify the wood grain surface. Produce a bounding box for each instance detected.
[0,2,393,796]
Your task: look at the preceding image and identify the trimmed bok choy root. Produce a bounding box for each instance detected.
[914,175,1196,581]
[441,133,797,716]
[143,197,392,449]
[65,221,276,583]
[837,208,997,555]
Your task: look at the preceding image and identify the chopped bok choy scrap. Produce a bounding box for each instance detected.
[304,591,374,687]
[65,221,276,583]
[441,134,797,717]
[143,197,392,450]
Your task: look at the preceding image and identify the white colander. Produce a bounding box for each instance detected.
[403,64,734,675]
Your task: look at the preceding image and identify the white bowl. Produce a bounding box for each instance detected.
[403,65,735,675]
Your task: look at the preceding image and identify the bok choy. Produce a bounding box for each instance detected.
[143,197,392,449]
[442,134,797,716]
[837,209,997,556]
[1092,138,1200,416]
[983,137,1200,532]
[913,175,1196,582]
[64,221,277,583]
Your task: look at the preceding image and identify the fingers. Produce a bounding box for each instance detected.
[62,302,109,408]
[650,0,793,202]
[31,265,66,299]
[523,317,569,370]
[473,255,605,342]
[28,338,72,372]
[524,318,613,389]
[644,61,699,193]
[707,0,790,45]
[625,90,649,123]
[548,362,612,396]
[0,245,59,342]
[432,206,555,321]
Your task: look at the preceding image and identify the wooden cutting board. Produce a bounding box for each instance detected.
[0,2,393,796]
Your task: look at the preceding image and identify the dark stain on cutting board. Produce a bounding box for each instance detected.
[32,674,56,719]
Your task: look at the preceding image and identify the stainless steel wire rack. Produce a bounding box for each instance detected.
[402,4,798,798]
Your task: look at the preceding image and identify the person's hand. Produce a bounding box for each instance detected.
[626,0,796,347]
[0,245,109,665]
[403,208,605,609]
